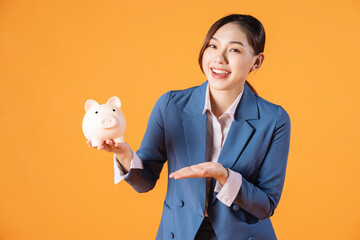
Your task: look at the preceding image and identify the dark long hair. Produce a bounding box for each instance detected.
[198,14,266,95]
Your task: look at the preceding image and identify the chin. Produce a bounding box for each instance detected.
[208,80,231,91]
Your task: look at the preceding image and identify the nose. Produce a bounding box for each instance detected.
[214,52,228,64]
[100,116,118,129]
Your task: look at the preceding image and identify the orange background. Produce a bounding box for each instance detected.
[1,0,359,239]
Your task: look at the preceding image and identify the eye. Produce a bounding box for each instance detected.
[113,109,115,112]
[207,44,216,49]
[230,48,240,53]
[95,111,98,114]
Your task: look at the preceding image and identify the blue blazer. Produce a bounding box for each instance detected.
[124,81,291,240]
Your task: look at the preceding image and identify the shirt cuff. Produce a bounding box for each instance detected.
[114,149,144,184]
[214,169,242,207]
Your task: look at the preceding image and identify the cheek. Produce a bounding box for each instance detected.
[202,55,207,67]
[202,50,214,65]
[202,54,210,71]
[232,55,252,69]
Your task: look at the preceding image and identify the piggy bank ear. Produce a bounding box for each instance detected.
[85,99,99,112]
[107,96,121,109]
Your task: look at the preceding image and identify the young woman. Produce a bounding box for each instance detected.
[87,14,291,240]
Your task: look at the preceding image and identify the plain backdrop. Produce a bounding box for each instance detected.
[1,0,359,239]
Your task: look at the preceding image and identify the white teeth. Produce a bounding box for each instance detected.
[212,68,230,74]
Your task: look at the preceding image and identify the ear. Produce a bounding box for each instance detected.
[85,99,99,112]
[250,53,265,71]
[107,96,121,109]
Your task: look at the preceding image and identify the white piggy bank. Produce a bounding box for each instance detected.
[82,96,126,147]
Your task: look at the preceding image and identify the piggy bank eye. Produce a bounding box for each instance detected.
[113,109,116,112]
[95,111,98,114]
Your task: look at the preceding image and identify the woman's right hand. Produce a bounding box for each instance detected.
[86,139,133,173]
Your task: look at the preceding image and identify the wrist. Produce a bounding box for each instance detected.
[218,168,229,186]
[115,149,132,163]
[115,151,132,174]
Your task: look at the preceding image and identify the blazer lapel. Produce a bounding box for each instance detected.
[217,83,259,169]
[210,83,259,207]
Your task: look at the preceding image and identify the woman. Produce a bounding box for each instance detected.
[87,14,291,240]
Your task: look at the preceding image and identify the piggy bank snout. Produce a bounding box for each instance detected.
[100,116,118,129]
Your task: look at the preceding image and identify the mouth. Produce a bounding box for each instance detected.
[211,68,231,79]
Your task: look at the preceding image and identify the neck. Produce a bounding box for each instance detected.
[209,84,244,118]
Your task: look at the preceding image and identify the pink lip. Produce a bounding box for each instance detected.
[210,67,231,79]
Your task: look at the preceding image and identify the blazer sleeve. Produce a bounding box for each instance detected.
[234,106,291,219]
[123,91,171,193]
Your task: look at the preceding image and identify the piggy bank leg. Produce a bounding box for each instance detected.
[91,139,103,147]
[113,136,124,144]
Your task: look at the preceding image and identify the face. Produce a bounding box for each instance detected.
[202,22,262,94]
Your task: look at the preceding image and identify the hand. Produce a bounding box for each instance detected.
[169,162,229,186]
[86,139,128,153]
[86,139,132,173]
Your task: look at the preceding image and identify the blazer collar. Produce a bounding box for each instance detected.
[183,81,259,121]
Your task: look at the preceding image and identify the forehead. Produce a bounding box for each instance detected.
[212,22,250,47]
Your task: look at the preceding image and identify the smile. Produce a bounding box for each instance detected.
[211,68,231,79]
[211,68,230,74]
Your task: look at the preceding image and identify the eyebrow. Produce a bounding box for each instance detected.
[211,37,245,47]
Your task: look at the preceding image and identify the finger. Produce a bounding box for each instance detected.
[169,167,190,178]
[97,143,105,150]
[104,143,118,153]
[173,171,203,179]
[86,140,92,147]
[172,162,220,179]
[171,166,204,179]
[106,139,114,145]
[101,143,111,152]
[169,170,183,178]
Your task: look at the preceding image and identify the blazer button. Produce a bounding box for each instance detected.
[177,200,184,207]
[169,232,174,239]
[232,204,241,212]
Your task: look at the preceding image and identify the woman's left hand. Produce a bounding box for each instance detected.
[169,162,229,186]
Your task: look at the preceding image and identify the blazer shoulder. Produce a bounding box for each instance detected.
[153,84,203,119]
[166,85,200,108]
[255,94,290,124]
